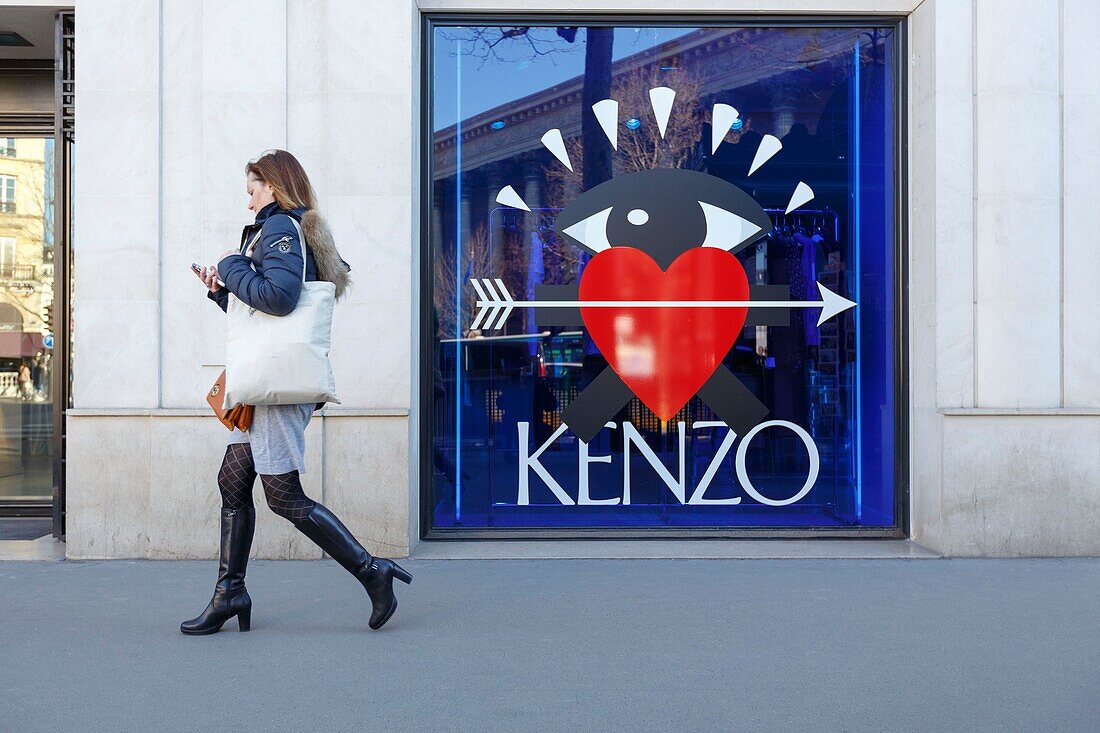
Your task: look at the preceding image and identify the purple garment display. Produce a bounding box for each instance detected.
[526,230,545,355]
[795,232,822,347]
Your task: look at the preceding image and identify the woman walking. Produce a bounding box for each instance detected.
[181,149,410,635]
[17,360,32,401]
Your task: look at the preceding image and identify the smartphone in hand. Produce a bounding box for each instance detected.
[191,262,225,288]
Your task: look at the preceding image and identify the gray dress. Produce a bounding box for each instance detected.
[227,403,314,475]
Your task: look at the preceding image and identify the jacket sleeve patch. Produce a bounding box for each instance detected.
[271,235,293,253]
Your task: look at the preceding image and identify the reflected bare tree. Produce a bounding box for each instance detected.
[544,67,708,204]
[438,27,616,293]
[440,26,614,191]
[433,224,492,338]
[614,67,706,171]
[438,27,578,67]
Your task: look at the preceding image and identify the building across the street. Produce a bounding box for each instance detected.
[0,0,1097,557]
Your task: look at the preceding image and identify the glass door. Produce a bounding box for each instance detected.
[0,9,73,539]
[0,136,56,509]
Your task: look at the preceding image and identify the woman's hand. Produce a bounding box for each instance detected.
[200,265,221,293]
[199,250,240,293]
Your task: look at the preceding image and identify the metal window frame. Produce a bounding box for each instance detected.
[51,8,75,538]
[0,174,15,208]
[417,12,909,541]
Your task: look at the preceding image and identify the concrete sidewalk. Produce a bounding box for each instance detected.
[1,557,1097,731]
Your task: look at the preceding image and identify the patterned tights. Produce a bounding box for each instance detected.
[216,443,317,524]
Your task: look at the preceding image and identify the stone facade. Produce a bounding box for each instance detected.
[61,0,1100,558]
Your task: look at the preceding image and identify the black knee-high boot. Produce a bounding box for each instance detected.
[293,504,412,630]
[180,507,255,635]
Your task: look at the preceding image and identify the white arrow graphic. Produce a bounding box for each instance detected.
[469,279,856,331]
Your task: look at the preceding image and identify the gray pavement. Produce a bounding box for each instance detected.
[1,557,1098,732]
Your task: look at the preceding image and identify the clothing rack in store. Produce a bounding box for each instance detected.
[763,208,840,242]
[759,207,850,458]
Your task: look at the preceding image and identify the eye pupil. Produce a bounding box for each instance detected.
[627,209,649,225]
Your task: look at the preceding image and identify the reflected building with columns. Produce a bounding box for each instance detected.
[430,26,873,315]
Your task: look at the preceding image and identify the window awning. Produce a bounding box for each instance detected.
[0,331,45,357]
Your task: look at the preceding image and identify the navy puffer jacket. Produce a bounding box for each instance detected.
[209,201,317,315]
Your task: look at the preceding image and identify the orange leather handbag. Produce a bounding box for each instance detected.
[207,369,254,431]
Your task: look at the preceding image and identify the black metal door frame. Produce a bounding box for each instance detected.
[0,10,74,538]
[50,9,74,537]
[51,9,74,538]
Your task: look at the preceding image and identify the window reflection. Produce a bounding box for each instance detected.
[0,138,55,503]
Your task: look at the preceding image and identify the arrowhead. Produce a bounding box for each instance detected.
[816,282,857,327]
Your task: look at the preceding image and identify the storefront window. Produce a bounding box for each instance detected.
[0,137,56,504]
[426,20,900,534]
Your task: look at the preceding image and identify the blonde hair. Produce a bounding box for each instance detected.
[246,149,318,211]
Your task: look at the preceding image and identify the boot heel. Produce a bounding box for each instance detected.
[391,563,412,585]
[237,607,251,632]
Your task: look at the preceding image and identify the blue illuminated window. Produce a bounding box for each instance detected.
[425,21,902,535]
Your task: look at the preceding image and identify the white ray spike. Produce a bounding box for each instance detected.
[748,134,783,176]
[711,103,740,154]
[592,99,618,149]
[541,128,573,172]
[649,87,676,139]
[495,185,531,212]
[785,181,815,215]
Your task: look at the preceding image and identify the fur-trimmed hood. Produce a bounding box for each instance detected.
[300,209,351,299]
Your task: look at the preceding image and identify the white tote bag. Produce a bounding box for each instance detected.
[223,219,340,408]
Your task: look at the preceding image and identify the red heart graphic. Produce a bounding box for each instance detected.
[579,247,749,421]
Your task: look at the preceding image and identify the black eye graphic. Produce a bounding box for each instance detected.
[561,206,614,252]
[561,201,762,255]
[697,201,764,250]
[555,168,772,268]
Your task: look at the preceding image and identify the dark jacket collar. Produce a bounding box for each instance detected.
[254,201,307,224]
